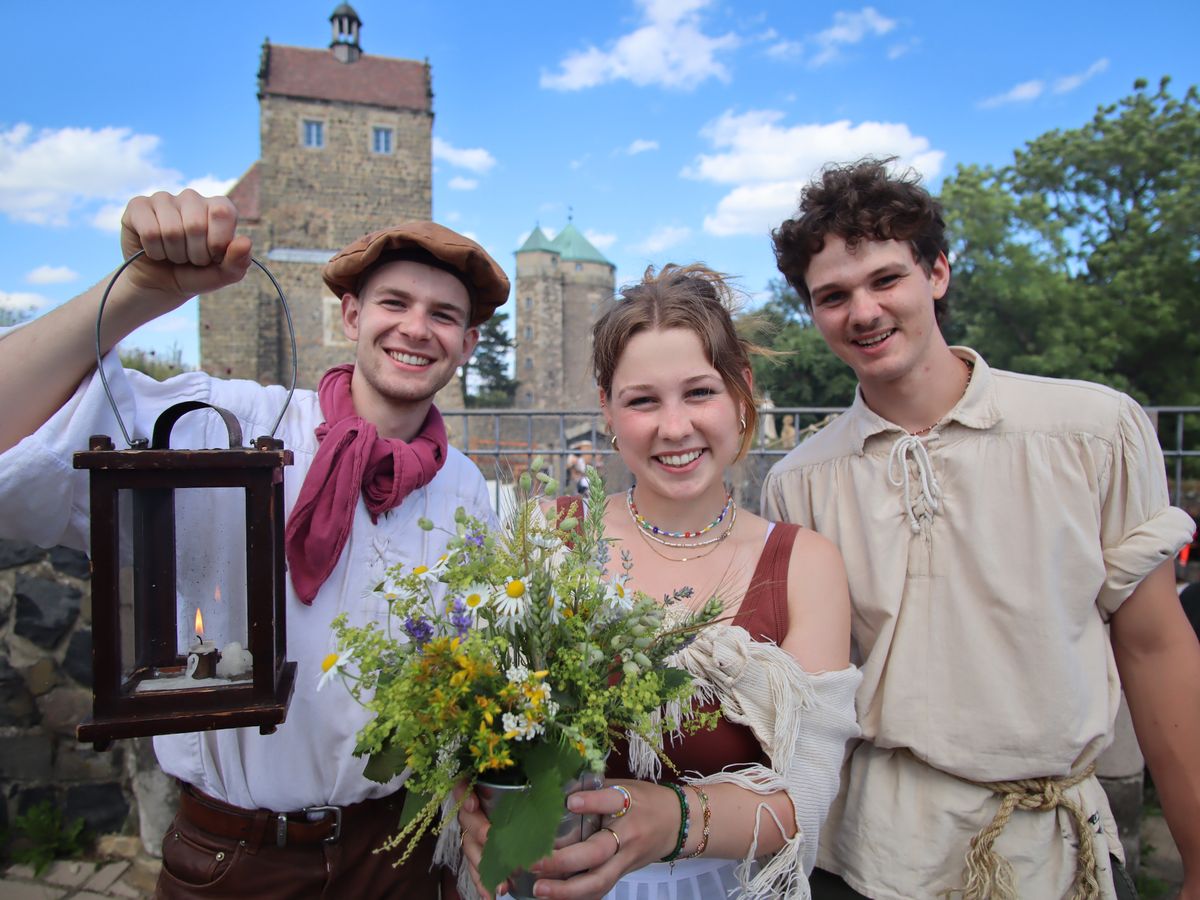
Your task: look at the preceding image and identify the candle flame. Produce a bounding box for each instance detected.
[194,607,205,638]
[215,585,222,603]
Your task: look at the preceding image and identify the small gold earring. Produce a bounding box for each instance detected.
[738,416,746,434]
[610,434,619,452]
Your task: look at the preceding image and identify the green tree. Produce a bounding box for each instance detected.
[747,279,859,409]
[464,311,517,408]
[119,344,191,381]
[942,77,1200,404]
[0,305,35,327]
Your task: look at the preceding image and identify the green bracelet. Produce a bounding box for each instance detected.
[659,782,690,864]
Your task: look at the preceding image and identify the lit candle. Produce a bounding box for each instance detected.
[187,608,220,679]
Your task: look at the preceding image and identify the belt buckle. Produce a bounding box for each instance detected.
[304,805,343,844]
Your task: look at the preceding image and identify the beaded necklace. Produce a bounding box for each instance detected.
[626,486,732,539]
[633,508,737,563]
[632,503,738,549]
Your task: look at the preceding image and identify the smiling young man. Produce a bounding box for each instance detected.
[0,190,507,898]
[761,161,1200,900]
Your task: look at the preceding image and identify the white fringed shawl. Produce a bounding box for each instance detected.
[436,623,861,899]
[623,624,862,898]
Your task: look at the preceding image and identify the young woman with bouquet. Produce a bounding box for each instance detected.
[455,264,863,899]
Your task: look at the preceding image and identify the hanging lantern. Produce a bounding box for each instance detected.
[74,253,298,749]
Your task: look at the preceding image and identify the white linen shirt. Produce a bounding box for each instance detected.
[761,347,1195,900]
[0,351,496,812]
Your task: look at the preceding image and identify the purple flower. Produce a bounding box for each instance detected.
[450,598,472,639]
[403,615,435,647]
[465,530,486,548]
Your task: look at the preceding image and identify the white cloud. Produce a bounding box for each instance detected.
[684,109,943,236]
[979,79,1046,108]
[634,225,691,254]
[448,176,479,191]
[541,0,738,91]
[88,173,237,233]
[887,38,920,60]
[626,139,660,155]
[584,229,617,250]
[1053,58,1109,94]
[0,124,187,228]
[0,290,50,312]
[766,39,804,60]
[26,265,78,285]
[432,136,497,174]
[808,7,897,67]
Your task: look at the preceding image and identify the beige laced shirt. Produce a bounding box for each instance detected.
[761,348,1195,900]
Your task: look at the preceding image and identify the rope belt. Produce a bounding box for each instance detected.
[958,762,1100,900]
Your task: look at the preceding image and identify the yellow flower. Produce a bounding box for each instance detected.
[506,579,526,598]
[413,565,429,576]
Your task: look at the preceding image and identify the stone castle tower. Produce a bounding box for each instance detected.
[201,5,439,393]
[513,223,615,410]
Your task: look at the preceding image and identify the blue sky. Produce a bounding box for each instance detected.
[2,0,1197,366]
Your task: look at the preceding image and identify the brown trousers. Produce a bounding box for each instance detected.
[156,789,456,899]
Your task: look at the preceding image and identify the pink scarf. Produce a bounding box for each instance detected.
[285,364,448,604]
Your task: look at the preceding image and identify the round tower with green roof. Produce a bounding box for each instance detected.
[514,221,615,410]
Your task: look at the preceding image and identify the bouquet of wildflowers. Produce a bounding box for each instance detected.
[327,460,723,892]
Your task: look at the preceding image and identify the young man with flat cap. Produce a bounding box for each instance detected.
[762,161,1200,900]
[0,189,508,897]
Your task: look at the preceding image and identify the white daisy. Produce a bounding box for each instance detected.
[317,650,350,691]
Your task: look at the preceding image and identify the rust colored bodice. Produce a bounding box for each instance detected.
[606,523,800,779]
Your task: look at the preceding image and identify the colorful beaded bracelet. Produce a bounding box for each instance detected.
[659,782,690,865]
[682,785,710,859]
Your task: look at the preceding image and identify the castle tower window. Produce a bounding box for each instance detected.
[525,296,532,308]
[372,127,393,154]
[524,326,532,340]
[303,120,325,148]
[525,357,533,370]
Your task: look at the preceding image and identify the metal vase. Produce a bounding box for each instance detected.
[476,769,604,900]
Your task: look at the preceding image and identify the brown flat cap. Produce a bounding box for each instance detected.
[323,222,510,326]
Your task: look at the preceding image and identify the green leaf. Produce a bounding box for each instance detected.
[478,742,585,893]
[362,744,407,784]
[398,788,434,831]
[660,667,689,692]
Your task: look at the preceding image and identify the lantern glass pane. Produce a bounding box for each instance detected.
[175,486,249,658]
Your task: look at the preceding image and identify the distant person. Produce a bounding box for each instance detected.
[566,440,596,494]
[763,160,1200,899]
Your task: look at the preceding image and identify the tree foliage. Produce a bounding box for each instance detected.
[942,77,1200,404]
[464,311,517,408]
[747,280,858,409]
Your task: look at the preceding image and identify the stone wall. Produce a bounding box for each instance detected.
[0,538,168,851]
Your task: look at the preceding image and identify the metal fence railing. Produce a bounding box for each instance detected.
[441,406,1200,513]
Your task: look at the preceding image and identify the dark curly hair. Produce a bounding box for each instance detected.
[771,158,950,325]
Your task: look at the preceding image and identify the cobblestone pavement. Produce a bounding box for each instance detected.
[1,837,157,899]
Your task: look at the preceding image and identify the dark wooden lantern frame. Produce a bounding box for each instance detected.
[73,402,297,749]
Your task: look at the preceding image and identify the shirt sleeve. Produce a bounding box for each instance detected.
[0,352,212,551]
[1096,395,1196,617]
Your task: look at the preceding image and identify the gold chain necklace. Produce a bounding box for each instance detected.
[909,359,975,437]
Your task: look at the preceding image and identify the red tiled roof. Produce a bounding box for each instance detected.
[227,162,261,221]
[261,45,429,112]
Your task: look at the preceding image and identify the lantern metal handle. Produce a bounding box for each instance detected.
[95,249,297,448]
[151,401,244,449]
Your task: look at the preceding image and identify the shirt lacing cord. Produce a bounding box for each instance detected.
[887,434,942,533]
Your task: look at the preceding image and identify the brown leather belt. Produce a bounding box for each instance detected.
[178,783,398,849]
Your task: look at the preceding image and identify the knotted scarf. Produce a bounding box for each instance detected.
[285,364,448,604]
